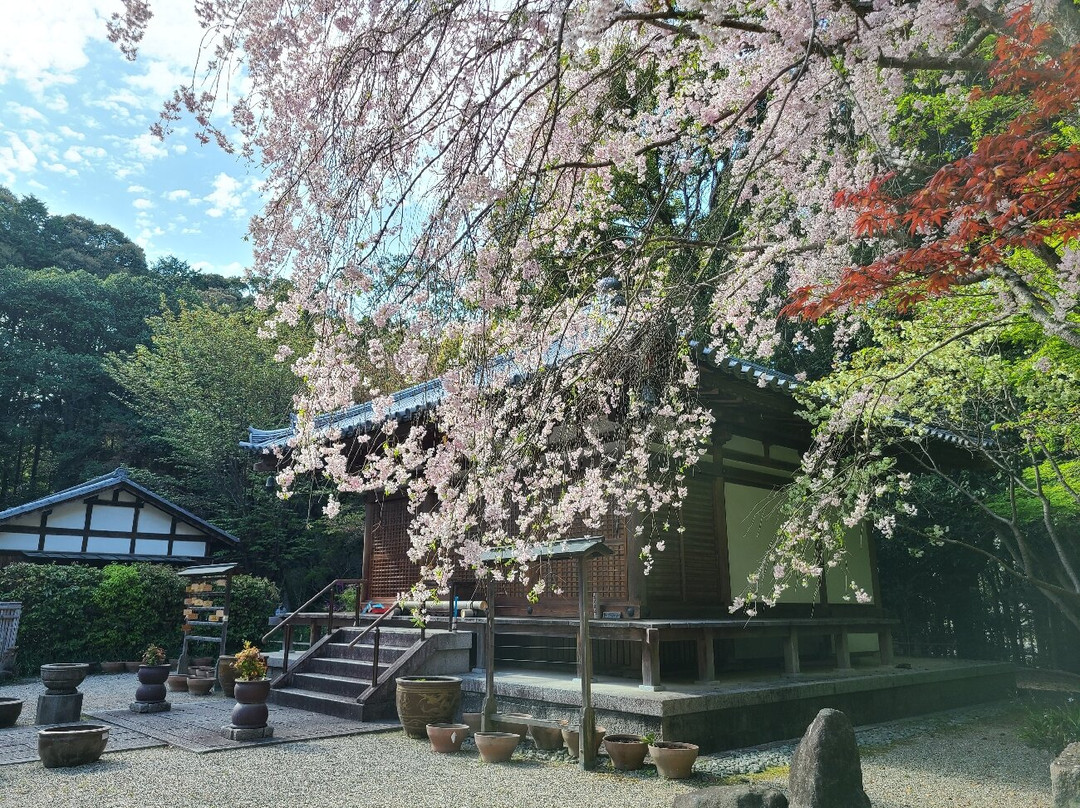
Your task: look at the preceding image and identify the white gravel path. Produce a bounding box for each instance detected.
[0,673,1054,808]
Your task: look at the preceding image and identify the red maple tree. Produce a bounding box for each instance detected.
[786,6,1080,346]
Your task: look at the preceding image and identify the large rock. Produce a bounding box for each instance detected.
[672,784,787,808]
[787,708,870,808]
[1052,742,1080,808]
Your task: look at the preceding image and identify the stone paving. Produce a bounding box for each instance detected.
[88,700,399,753]
[0,722,163,766]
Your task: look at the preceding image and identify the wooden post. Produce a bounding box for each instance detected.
[641,628,662,690]
[578,556,596,771]
[696,629,716,682]
[878,628,894,665]
[482,576,496,733]
[835,630,851,669]
[783,629,800,675]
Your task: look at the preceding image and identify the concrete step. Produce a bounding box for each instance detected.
[290,671,372,698]
[322,641,412,662]
[266,687,367,721]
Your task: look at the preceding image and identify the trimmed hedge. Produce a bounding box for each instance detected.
[0,563,278,673]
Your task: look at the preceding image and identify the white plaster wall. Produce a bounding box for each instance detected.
[174,522,201,535]
[824,525,876,605]
[137,506,173,534]
[0,534,38,551]
[171,540,207,557]
[134,539,170,555]
[49,500,89,529]
[90,504,135,532]
[43,535,82,552]
[86,537,131,554]
[725,482,819,604]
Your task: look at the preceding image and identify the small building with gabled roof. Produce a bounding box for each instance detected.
[0,468,239,567]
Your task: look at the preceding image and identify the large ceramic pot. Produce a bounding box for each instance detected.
[166,673,188,692]
[426,722,470,753]
[649,741,699,779]
[217,655,238,698]
[394,676,462,739]
[231,679,271,728]
[38,724,109,768]
[0,697,23,728]
[604,734,649,771]
[40,663,90,694]
[473,731,519,763]
[135,664,170,703]
[187,676,214,695]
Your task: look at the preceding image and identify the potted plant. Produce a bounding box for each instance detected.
[604,734,649,771]
[648,740,699,779]
[229,641,271,729]
[135,644,170,704]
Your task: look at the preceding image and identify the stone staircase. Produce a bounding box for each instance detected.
[266,625,472,722]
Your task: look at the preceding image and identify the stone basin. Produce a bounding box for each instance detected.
[38,724,109,768]
[40,663,90,694]
[0,697,23,728]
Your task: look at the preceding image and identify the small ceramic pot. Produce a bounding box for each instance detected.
[166,673,188,692]
[186,676,214,695]
[561,724,605,759]
[124,661,141,673]
[462,711,482,736]
[530,724,564,750]
[649,741,699,779]
[40,663,90,694]
[474,731,519,763]
[100,662,125,674]
[426,723,470,753]
[604,734,648,771]
[493,712,531,740]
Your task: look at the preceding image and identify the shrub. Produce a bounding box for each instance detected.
[225,575,281,653]
[90,563,185,660]
[1020,698,1080,753]
[0,563,103,673]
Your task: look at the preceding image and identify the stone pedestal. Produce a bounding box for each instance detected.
[220,724,274,741]
[129,701,172,714]
[36,692,83,725]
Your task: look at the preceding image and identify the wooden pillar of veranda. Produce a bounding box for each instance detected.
[578,555,596,771]
[482,576,497,732]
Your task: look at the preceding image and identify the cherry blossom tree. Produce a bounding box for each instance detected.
[110,1,1080,607]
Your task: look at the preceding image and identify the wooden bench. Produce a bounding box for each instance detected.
[459,615,898,690]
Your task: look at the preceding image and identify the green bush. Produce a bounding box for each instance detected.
[1020,698,1080,753]
[0,563,103,672]
[225,574,281,653]
[90,563,186,660]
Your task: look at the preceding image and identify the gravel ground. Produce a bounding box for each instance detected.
[0,673,1054,808]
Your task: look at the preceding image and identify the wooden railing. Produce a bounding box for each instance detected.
[262,578,365,674]
[345,601,404,688]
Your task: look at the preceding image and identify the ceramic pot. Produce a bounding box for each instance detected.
[561,725,605,759]
[124,661,141,673]
[191,656,214,667]
[462,711,482,736]
[100,662,125,674]
[166,673,188,692]
[604,734,648,771]
[649,741,699,779]
[40,663,90,694]
[426,723,470,753]
[135,664,170,703]
[530,724,564,750]
[38,724,109,768]
[217,655,238,697]
[394,676,462,739]
[0,697,23,728]
[493,712,531,740]
[186,676,214,695]
[474,731,519,763]
[231,679,271,728]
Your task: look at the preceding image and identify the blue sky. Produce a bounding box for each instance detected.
[0,2,259,277]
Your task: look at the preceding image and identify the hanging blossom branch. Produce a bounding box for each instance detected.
[109,0,1026,598]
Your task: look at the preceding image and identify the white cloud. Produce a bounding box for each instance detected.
[0,2,106,92]
[57,125,84,141]
[127,184,149,193]
[130,132,169,161]
[133,198,154,210]
[62,147,83,163]
[203,172,248,219]
[164,189,191,201]
[43,162,77,177]
[0,133,39,183]
[6,103,46,124]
